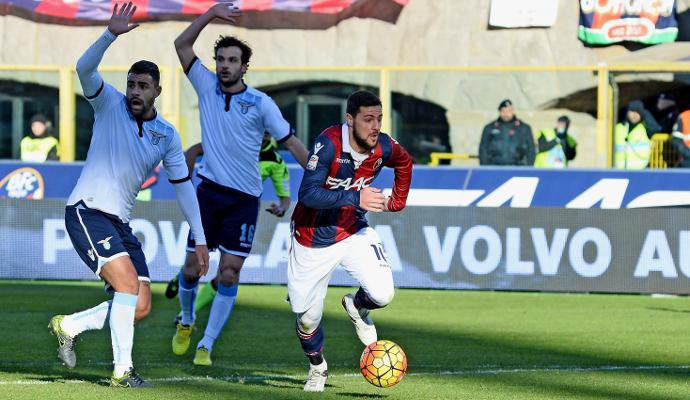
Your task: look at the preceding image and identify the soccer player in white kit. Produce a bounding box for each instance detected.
[171,2,308,366]
[289,90,413,391]
[47,2,209,388]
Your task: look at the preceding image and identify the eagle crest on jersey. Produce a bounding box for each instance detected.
[149,130,166,145]
[238,100,255,115]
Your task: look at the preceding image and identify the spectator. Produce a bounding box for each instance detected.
[614,101,653,169]
[20,114,59,162]
[479,99,535,166]
[534,115,577,168]
[669,109,690,167]
[654,93,678,134]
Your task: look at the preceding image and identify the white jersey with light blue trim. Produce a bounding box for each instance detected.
[67,83,189,223]
[186,58,292,197]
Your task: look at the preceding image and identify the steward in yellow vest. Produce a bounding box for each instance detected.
[534,115,577,168]
[614,101,657,170]
[20,114,59,162]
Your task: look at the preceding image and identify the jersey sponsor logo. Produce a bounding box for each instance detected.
[336,158,350,164]
[326,176,373,191]
[306,155,319,171]
[314,142,324,154]
[238,100,255,115]
[0,167,45,199]
[98,236,113,250]
[149,130,166,145]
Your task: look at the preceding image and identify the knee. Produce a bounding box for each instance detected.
[368,287,395,308]
[182,255,201,283]
[297,308,322,334]
[218,263,241,287]
[117,277,139,295]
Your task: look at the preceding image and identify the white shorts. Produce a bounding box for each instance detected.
[287,227,394,314]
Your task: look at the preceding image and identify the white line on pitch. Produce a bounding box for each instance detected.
[2,365,690,386]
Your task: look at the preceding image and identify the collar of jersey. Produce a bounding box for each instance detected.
[215,80,248,97]
[341,123,374,156]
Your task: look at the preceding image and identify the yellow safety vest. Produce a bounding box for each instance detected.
[534,128,576,168]
[20,136,59,162]
[614,122,650,169]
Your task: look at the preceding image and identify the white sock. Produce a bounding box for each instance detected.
[61,301,111,337]
[178,272,198,326]
[110,292,137,378]
[311,359,327,371]
[197,283,237,352]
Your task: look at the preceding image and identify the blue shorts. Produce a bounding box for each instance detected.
[187,179,260,257]
[65,201,149,281]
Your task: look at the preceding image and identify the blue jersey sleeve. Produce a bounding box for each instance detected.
[262,95,292,142]
[186,57,216,95]
[76,29,122,113]
[297,137,360,209]
[162,128,190,182]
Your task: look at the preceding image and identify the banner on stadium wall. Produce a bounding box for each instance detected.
[489,0,558,28]
[0,0,408,29]
[3,198,690,294]
[578,0,678,45]
[4,161,690,209]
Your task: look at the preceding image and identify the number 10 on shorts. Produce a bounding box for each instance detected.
[370,243,388,263]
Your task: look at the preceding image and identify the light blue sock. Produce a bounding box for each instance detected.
[178,271,199,326]
[62,300,112,337]
[110,292,137,378]
[197,283,238,352]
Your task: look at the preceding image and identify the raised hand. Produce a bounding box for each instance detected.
[108,2,140,36]
[359,187,386,213]
[208,2,242,24]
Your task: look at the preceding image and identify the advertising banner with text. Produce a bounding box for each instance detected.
[3,198,689,294]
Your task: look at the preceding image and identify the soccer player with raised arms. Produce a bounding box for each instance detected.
[48,2,209,388]
[171,2,308,366]
[289,90,413,391]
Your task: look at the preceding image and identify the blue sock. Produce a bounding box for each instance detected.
[197,283,238,352]
[178,271,199,326]
[297,322,324,365]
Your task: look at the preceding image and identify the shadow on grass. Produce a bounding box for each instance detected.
[647,307,690,314]
[1,281,689,400]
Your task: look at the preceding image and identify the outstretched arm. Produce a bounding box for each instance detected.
[282,135,309,168]
[76,2,139,97]
[174,2,241,72]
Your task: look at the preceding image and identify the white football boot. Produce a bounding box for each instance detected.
[341,293,377,346]
[304,360,328,392]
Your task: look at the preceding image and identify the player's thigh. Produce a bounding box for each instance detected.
[99,256,139,294]
[218,195,260,258]
[119,222,151,284]
[287,237,345,314]
[340,228,394,304]
[65,206,132,278]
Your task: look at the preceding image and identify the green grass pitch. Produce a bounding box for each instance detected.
[1,280,690,399]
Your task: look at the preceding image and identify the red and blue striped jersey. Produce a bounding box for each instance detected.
[292,124,413,248]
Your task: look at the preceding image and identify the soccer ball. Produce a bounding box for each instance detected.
[359,340,407,388]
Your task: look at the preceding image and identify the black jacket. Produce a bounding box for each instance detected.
[479,118,535,166]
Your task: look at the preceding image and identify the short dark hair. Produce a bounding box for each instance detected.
[346,90,382,117]
[214,36,252,65]
[128,60,160,85]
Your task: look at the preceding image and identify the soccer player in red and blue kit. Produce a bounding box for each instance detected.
[288,90,413,392]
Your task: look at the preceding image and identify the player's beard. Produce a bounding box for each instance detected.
[353,126,377,152]
[127,97,154,118]
[218,69,243,89]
